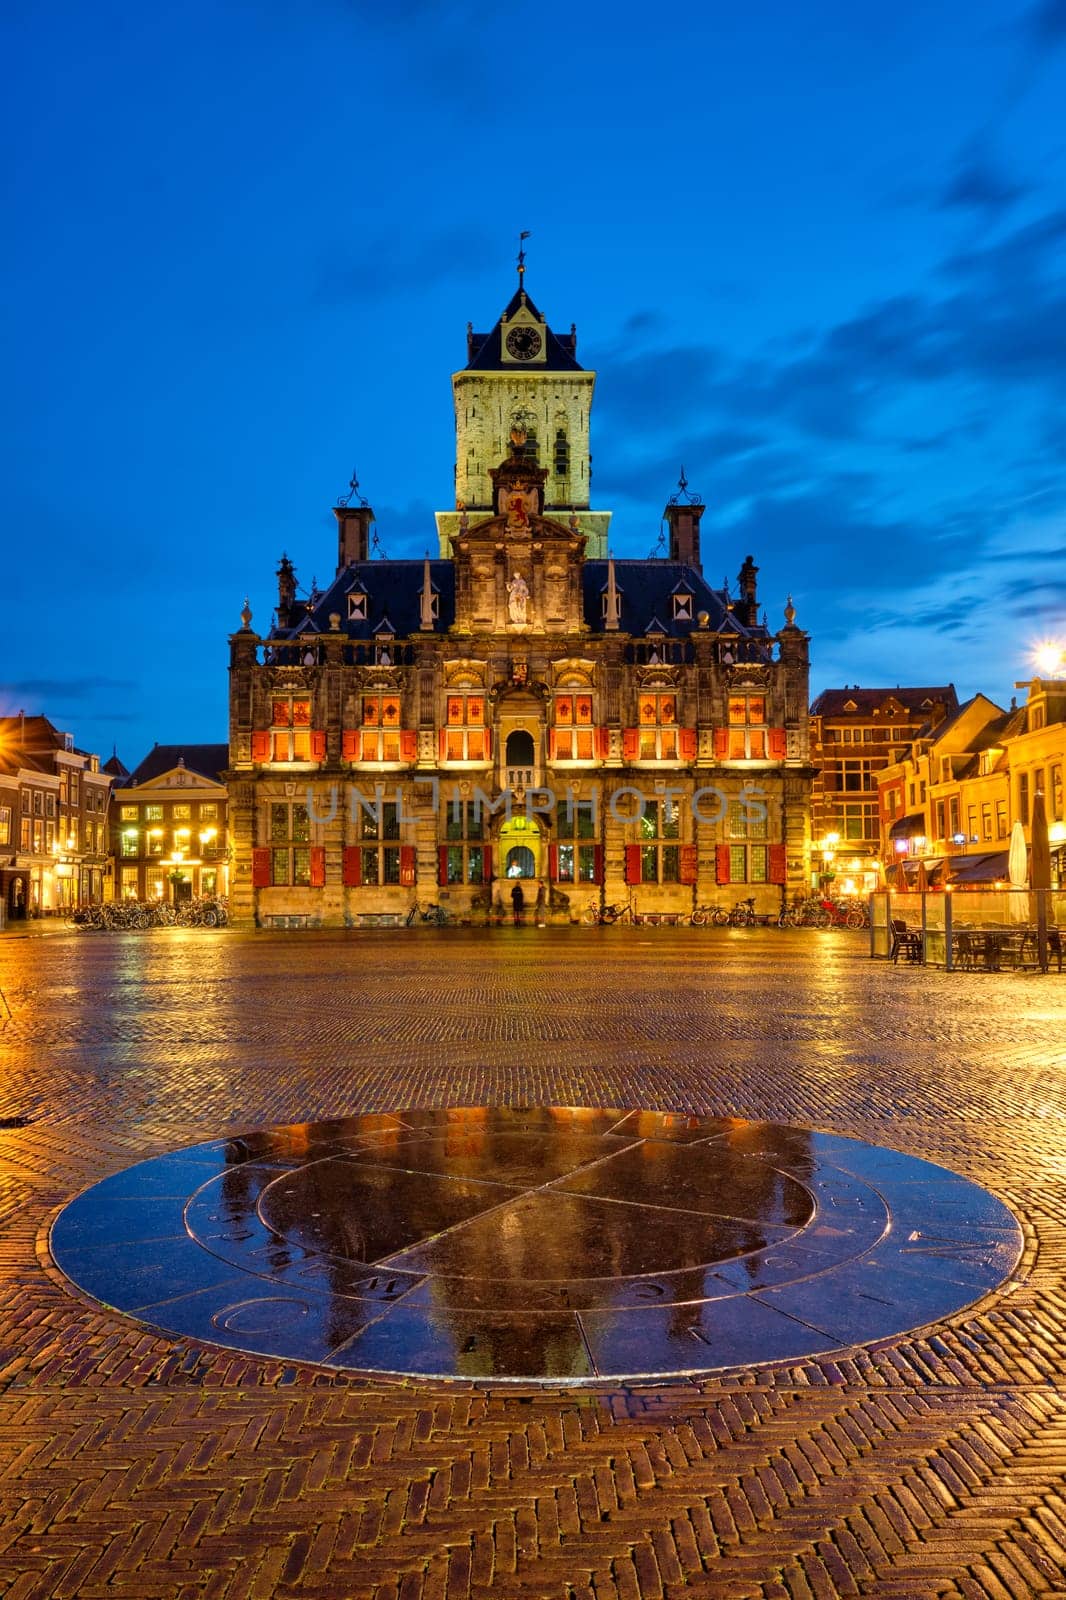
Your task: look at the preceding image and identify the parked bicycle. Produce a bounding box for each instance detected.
[729,897,759,926]
[406,903,451,925]
[690,904,730,926]
[581,901,632,925]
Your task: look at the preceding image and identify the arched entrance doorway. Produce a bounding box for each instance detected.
[497,815,542,880]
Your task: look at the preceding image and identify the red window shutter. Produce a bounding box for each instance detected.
[768,727,787,760]
[252,847,271,887]
[680,844,698,885]
[592,844,604,884]
[481,845,492,883]
[400,844,416,886]
[438,844,449,886]
[547,729,557,761]
[311,730,326,762]
[624,842,642,885]
[622,728,639,762]
[251,731,270,763]
[342,846,362,887]
[679,728,697,761]
[439,730,448,762]
[341,729,359,760]
[716,844,731,884]
[548,843,558,878]
[769,843,787,884]
[401,730,418,762]
[309,846,325,887]
[595,726,611,759]
[484,728,492,760]
[714,728,729,761]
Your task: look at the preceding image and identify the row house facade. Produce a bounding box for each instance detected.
[0,715,111,918]
[876,677,1066,888]
[808,685,958,895]
[109,745,230,903]
[226,280,814,929]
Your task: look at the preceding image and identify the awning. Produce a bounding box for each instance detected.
[889,813,925,839]
[948,851,1010,884]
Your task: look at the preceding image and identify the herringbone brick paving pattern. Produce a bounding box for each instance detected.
[1,927,1065,1598]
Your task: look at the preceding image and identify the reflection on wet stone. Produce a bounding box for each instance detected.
[51,1107,1023,1381]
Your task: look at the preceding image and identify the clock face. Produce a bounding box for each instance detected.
[505,325,543,361]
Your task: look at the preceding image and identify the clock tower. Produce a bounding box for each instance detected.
[435,278,612,558]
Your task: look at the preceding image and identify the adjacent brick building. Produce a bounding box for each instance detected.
[808,686,958,894]
[0,714,111,917]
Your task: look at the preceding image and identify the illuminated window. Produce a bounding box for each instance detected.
[996,799,1007,838]
[637,694,678,760]
[727,695,766,759]
[146,867,164,900]
[443,694,486,762]
[639,799,681,883]
[172,804,191,821]
[361,694,403,761]
[33,791,42,816]
[120,868,138,901]
[20,818,29,849]
[555,800,597,883]
[199,803,218,822]
[1052,764,1063,821]
[553,694,595,761]
[145,805,163,822]
[727,795,769,881]
[443,801,484,885]
[269,802,311,885]
[0,806,9,846]
[360,799,401,885]
[1018,772,1030,826]
[45,794,56,818]
[840,803,877,842]
[270,696,313,762]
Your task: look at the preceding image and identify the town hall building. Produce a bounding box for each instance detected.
[226,274,814,928]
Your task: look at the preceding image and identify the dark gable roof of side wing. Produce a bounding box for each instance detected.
[810,686,959,717]
[129,744,230,785]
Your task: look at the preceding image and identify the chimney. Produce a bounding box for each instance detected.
[664,499,704,571]
[334,504,374,572]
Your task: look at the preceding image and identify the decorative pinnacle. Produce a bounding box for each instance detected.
[668,467,701,506]
[338,469,368,508]
[517,230,531,284]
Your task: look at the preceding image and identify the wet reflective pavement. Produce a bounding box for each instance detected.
[51,1105,1022,1381]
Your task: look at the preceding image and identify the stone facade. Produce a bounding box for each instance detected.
[227,286,813,930]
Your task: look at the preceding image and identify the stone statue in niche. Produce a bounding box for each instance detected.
[507,573,530,625]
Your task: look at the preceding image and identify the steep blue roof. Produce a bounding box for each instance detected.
[270,557,772,643]
[465,287,582,372]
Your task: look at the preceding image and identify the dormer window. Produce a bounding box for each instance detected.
[348,592,367,621]
[673,592,693,622]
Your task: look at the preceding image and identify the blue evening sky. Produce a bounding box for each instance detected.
[2,0,1065,767]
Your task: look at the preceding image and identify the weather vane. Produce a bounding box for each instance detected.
[517,230,531,283]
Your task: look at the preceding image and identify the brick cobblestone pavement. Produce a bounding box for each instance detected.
[1,926,1065,1599]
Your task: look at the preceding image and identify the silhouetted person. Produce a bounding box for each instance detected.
[511,883,525,925]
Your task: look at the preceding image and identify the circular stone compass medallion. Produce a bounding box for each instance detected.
[50,1109,1023,1383]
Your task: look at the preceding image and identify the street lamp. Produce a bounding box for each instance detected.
[1031,638,1065,678]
